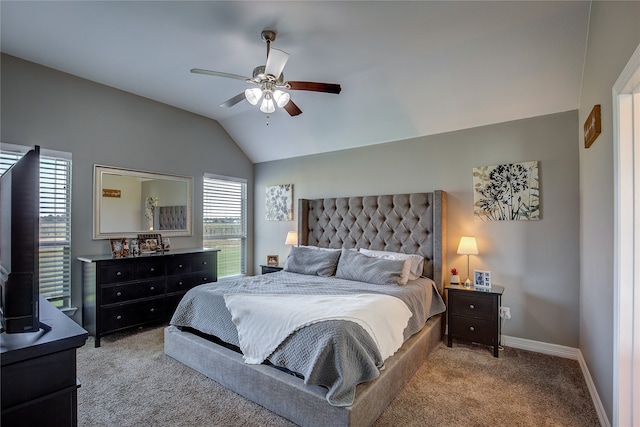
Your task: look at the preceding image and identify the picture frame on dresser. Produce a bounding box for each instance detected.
[138,233,162,253]
[110,238,124,258]
[474,269,492,288]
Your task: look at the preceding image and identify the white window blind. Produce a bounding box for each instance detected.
[1,144,72,309]
[203,174,247,277]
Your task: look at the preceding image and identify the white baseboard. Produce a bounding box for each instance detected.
[502,335,609,427]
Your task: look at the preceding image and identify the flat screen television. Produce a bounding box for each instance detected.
[0,145,41,333]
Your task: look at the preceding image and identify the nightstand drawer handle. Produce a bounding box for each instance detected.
[469,326,475,332]
[469,304,475,309]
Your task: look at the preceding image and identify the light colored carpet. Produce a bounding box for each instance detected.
[77,326,600,426]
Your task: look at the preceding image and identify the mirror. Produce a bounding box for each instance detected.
[93,165,193,239]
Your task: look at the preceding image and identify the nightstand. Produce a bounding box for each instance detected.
[261,265,284,274]
[446,284,504,357]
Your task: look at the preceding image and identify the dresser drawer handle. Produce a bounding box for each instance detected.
[116,291,122,297]
[116,315,122,320]
[469,326,475,332]
[203,277,208,282]
[469,304,475,309]
[150,267,155,272]
[178,281,183,285]
[202,261,207,265]
[150,286,155,291]
[150,308,155,313]
[116,271,122,276]
[178,264,183,268]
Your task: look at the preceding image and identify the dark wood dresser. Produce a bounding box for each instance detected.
[1,297,88,427]
[79,248,218,347]
[446,284,504,357]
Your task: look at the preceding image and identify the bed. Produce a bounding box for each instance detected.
[164,191,446,426]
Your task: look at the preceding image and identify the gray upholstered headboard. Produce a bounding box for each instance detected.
[298,191,446,292]
[158,205,187,230]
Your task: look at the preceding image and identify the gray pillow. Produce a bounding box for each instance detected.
[335,248,405,285]
[284,246,341,277]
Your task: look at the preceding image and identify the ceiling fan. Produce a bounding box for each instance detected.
[191,30,341,117]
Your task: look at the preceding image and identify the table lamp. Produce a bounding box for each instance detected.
[285,231,298,247]
[457,236,478,286]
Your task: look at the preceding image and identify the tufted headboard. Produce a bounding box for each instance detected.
[158,205,188,230]
[298,191,446,292]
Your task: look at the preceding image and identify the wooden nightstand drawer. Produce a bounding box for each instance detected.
[449,292,495,321]
[449,316,495,345]
[261,265,283,274]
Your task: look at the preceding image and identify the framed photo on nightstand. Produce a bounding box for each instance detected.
[267,254,279,266]
[474,269,492,289]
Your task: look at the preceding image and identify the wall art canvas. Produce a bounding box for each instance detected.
[266,184,293,221]
[473,161,540,221]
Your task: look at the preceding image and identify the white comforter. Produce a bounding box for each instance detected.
[224,293,413,364]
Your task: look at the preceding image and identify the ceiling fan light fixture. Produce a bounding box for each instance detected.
[273,90,290,108]
[245,88,262,105]
[260,92,276,114]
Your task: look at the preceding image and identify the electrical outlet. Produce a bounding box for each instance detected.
[500,306,511,319]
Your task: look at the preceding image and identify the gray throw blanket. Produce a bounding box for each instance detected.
[170,271,445,406]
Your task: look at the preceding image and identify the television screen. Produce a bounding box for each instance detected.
[0,145,41,333]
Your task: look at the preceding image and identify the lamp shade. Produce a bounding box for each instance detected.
[245,88,262,105]
[285,231,298,246]
[457,236,479,255]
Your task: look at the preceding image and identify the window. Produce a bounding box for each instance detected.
[203,174,247,278]
[1,143,72,309]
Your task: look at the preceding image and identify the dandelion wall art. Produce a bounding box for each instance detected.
[265,184,293,221]
[473,161,540,221]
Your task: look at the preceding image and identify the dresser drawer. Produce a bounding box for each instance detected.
[136,258,165,279]
[101,279,166,305]
[191,253,215,272]
[99,262,135,284]
[449,316,495,345]
[166,256,192,276]
[166,274,198,294]
[449,292,495,321]
[101,298,165,333]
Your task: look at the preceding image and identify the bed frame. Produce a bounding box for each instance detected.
[164,191,446,426]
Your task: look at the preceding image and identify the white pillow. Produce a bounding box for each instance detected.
[359,248,424,284]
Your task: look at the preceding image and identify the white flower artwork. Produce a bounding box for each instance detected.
[265,184,293,221]
[473,161,540,221]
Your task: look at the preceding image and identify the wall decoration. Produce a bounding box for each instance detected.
[473,161,540,221]
[266,184,293,221]
[584,104,601,148]
[102,188,121,198]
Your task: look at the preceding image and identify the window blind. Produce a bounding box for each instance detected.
[203,174,247,277]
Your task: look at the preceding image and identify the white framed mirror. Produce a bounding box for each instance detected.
[93,165,193,239]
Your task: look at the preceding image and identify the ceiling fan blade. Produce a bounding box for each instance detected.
[283,99,302,117]
[285,81,342,94]
[191,68,251,82]
[220,92,247,108]
[265,47,289,79]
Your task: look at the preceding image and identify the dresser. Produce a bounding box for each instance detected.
[1,297,88,427]
[79,248,218,347]
[446,284,504,357]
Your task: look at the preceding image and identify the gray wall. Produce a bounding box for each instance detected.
[255,111,580,347]
[578,2,640,423]
[1,54,254,323]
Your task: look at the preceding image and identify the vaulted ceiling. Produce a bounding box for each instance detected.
[1,1,590,163]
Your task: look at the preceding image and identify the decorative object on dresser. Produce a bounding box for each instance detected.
[1,297,88,427]
[79,248,218,347]
[457,236,478,287]
[260,265,284,275]
[450,268,460,284]
[266,254,279,266]
[474,269,492,289]
[446,284,504,357]
[137,233,162,253]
